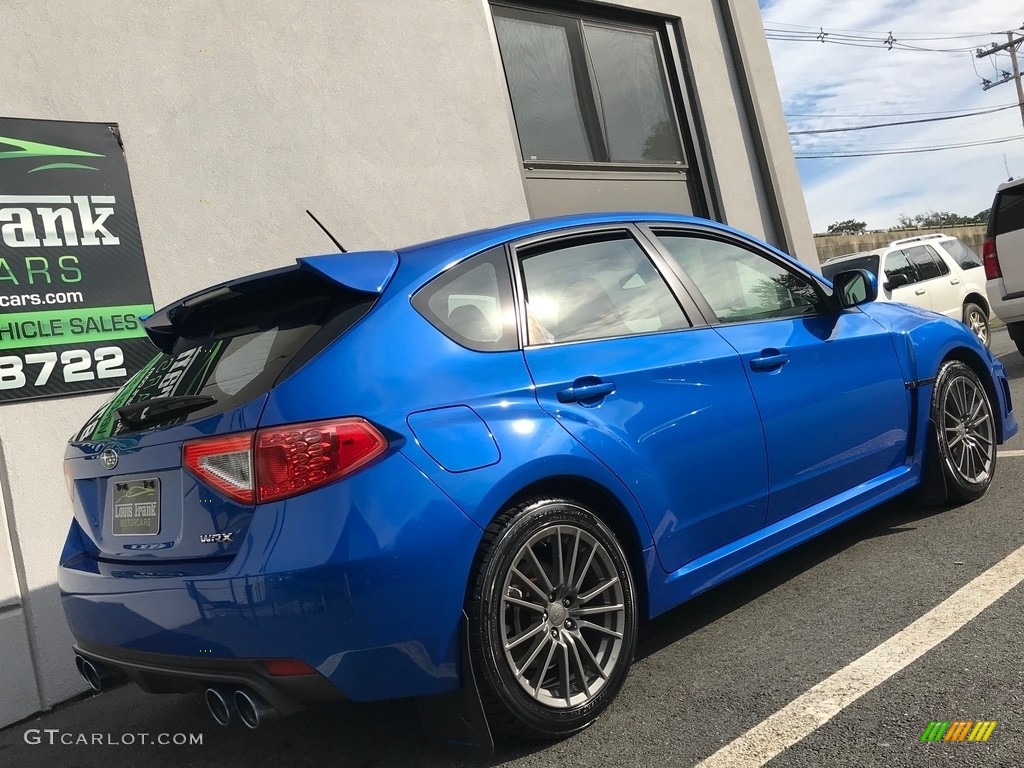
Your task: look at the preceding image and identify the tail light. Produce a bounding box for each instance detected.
[983,236,1001,280]
[183,418,387,505]
[183,434,254,503]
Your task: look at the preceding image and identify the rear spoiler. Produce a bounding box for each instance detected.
[143,250,399,353]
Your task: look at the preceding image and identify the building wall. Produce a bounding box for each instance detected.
[0,0,812,725]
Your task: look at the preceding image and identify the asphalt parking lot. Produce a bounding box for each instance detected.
[3,328,1023,768]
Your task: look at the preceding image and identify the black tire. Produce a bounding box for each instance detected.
[928,360,996,503]
[1011,321,1024,357]
[467,498,637,739]
[962,302,990,348]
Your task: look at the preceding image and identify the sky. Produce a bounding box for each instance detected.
[759,0,1024,232]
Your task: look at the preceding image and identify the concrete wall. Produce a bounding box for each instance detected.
[815,225,987,264]
[0,0,813,725]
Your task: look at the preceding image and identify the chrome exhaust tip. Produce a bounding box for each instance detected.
[204,687,236,727]
[233,689,279,730]
[77,656,104,692]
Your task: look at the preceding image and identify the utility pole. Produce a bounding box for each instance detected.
[977,30,1024,132]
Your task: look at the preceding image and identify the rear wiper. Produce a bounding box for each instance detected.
[117,395,218,429]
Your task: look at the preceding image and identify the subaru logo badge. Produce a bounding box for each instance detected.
[100,448,119,470]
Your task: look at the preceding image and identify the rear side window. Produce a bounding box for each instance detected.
[904,245,944,280]
[412,246,518,352]
[993,187,1024,236]
[74,269,373,441]
[936,238,982,269]
[518,232,689,344]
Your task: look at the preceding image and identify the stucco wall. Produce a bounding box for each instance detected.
[0,0,812,725]
[0,0,531,720]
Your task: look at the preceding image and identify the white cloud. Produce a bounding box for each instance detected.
[761,0,1024,231]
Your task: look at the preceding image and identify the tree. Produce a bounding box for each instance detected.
[826,219,867,234]
[895,210,987,229]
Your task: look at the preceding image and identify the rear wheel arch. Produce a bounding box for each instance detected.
[962,292,989,317]
[470,476,649,621]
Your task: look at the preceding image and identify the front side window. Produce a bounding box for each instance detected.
[492,5,684,166]
[883,251,919,285]
[518,232,689,344]
[655,233,826,323]
[412,247,518,351]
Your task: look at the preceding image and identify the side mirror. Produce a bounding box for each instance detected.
[832,268,878,309]
[883,273,910,291]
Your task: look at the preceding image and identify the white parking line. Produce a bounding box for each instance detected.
[695,542,1024,768]
[999,449,1024,457]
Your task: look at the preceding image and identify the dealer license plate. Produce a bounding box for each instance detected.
[111,479,161,536]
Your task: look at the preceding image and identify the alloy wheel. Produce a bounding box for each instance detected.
[498,524,626,709]
[940,373,994,485]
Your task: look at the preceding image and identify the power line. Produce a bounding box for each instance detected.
[788,103,1019,134]
[795,134,1024,159]
[764,21,1009,40]
[785,103,1017,118]
[764,29,989,54]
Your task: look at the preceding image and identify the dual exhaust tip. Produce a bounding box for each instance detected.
[205,686,279,729]
[74,654,278,730]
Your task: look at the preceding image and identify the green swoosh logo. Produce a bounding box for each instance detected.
[0,135,104,173]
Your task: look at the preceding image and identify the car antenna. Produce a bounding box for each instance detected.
[306,209,347,253]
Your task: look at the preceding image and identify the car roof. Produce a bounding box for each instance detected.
[387,211,782,287]
[997,175,1024,193]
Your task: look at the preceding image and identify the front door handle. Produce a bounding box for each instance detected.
[914,288,927,295]
[556,380,616,403]
[750,352,790,372]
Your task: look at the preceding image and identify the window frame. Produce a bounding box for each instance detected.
[508,223,703,348]
[491,2,688,172]
[637,223,836,326]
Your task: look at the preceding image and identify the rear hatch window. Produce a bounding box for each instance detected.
[992,186,1024,238]
[820,254,880,283]
[64,265,376,564]
[75,267,374,441]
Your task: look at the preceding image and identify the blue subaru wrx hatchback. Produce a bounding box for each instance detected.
[59,213,1016,741]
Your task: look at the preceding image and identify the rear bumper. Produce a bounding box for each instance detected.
[73,641,343,714]
[59,453,484,702]
[986,278,1024,325]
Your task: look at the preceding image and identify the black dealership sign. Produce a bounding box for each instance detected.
[0,118,156,403]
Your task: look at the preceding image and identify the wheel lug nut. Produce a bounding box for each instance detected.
[550,628,558,638]
[562,598,571,607]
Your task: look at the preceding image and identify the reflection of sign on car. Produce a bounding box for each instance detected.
[0,118,156,403]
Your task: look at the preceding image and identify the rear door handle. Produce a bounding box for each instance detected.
[950,278,960,285]
[556,380,616,403]
[914,288,926,295]
[750,353,790,372]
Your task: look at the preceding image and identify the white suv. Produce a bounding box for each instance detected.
[984,176,1024,355]
[820,233,990,346]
